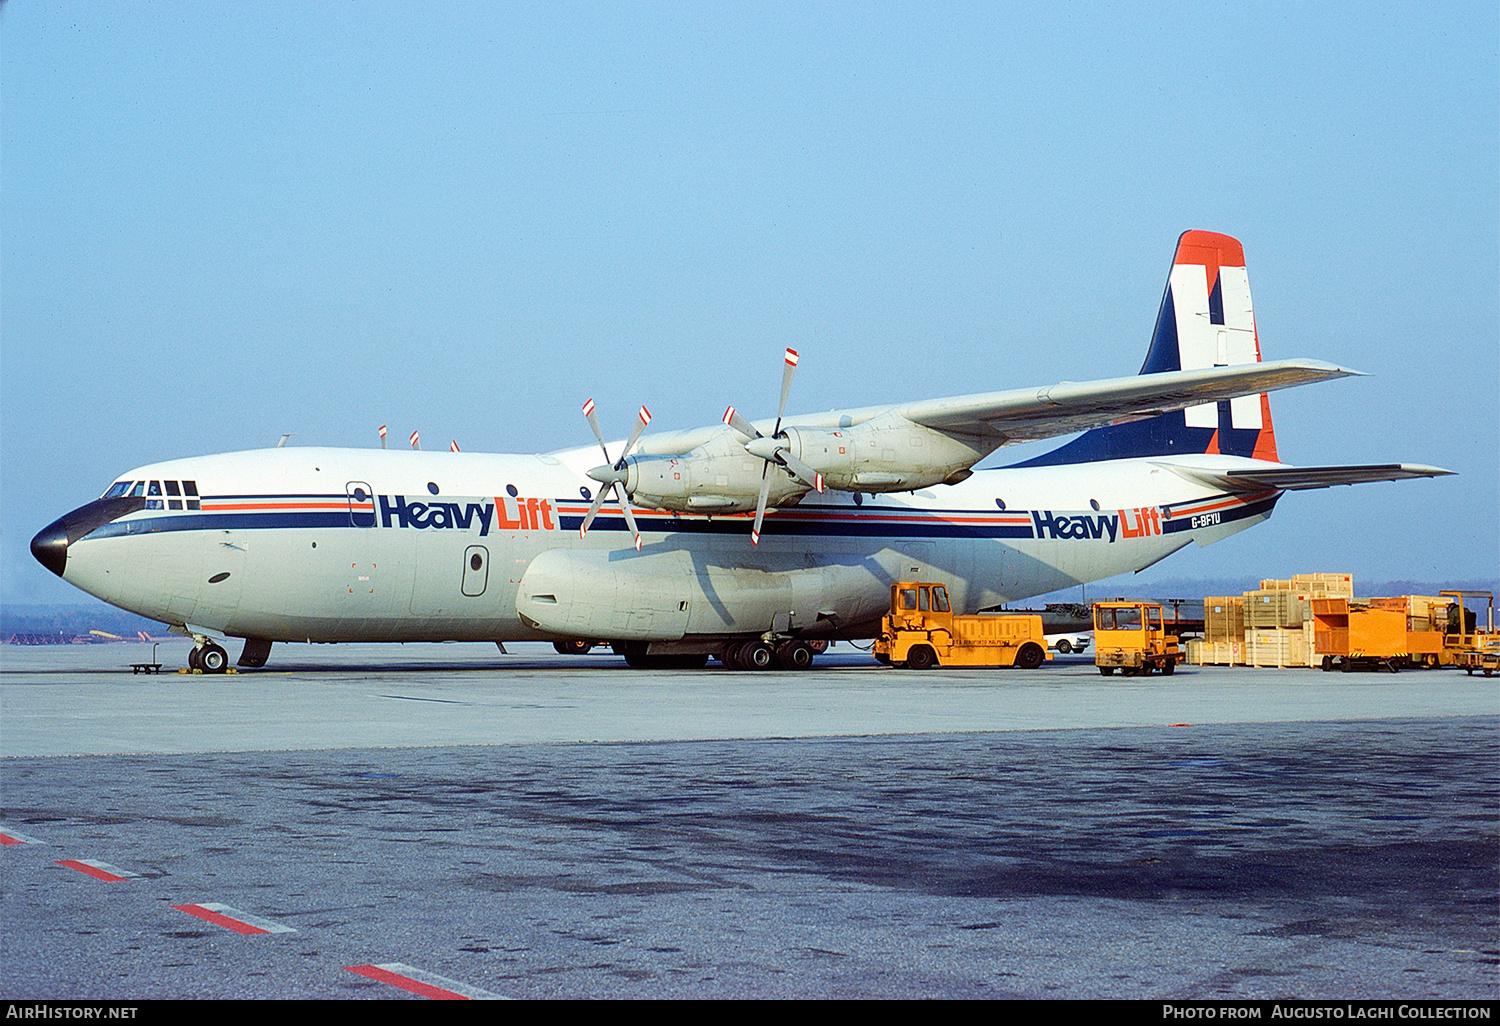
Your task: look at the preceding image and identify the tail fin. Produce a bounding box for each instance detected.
[1013,230,1280,467]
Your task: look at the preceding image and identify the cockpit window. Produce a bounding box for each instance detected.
[128,482,145,497]
[103,481,132,498]
[182,480,199,496]
[165,481,181,496]
[147,481,163,496]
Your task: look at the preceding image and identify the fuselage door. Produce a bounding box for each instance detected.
[347,482,375,527]
[462,545,490,597]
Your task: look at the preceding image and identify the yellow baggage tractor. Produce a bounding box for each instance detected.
[874,582,1049,670]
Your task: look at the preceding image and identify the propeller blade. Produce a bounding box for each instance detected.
[579,486,610,537]
[619,406,651,463]
[750,464,772,546]
[619,498,643,552]
[778,450,824,493]
[773,348,798,435]
[581,398,610,463]
[722,405,761,440]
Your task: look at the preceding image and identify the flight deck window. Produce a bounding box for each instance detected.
[129,482,145,498]
[165,481,183,509]
[146,481,164,510]
[182,480,200,510]
[104,481,131,498]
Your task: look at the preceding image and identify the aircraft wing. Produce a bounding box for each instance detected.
[890,358,1359,443]
[635,358,1361,455]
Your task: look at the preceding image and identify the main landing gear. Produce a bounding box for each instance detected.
[719,638,821,671]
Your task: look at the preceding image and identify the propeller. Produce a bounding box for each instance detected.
[723,348,824,545]
[579,398,650,552]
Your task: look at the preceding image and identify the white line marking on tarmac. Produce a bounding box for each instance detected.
[55,859,138,881]
[346,963,508,1000]
[171,902,298,935]
[1,826,47,845]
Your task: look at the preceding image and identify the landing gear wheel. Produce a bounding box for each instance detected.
[187,646,203,671]
[553,639,592,655]
[776,640,815,671]
[1014,643,1045,670]
[906,645,937,670]
[199,643,228,674]
[738,640,776,670]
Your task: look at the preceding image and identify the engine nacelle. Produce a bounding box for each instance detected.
[779,411,997,493]
[624,431,805,514]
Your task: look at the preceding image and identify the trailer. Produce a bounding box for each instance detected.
[1312,597,1446,672]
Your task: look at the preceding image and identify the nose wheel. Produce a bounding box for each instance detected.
[188,641,229,673]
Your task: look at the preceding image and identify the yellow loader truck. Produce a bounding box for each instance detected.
[874,582,1050,670]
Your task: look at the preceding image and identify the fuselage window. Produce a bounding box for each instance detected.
[103,481,132,498]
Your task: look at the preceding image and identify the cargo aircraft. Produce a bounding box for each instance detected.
[31,232,1450,671]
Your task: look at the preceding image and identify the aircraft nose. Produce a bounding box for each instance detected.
[31,520,69,577]
[30,495,148,580]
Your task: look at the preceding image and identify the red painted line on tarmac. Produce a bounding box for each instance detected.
[172,903,270,935]
[56,860,133,882]
[346,964,471,1000]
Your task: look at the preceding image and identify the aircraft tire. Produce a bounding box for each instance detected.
[1014,643,1045,670]
[553,639,592,655]
[187,646,202,671]
[776,640,815,671]
[199,643,229,674]
[740,640,776,671]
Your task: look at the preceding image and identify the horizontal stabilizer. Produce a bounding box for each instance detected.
[1164,462,1454,492]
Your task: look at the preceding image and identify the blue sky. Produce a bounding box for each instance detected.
[3,2,1496,606]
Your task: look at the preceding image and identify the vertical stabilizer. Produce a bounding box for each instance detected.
[1012,230,1279,467]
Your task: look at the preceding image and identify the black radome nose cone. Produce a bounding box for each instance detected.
[31,521,69,577]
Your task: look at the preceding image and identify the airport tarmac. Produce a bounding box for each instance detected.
[2,641,1496,999]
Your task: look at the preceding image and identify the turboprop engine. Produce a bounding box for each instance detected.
[580,349,1002,546]
[624,430,806,513]
[755,411,993,493]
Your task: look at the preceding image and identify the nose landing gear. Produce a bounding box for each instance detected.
[187,639,229,673]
